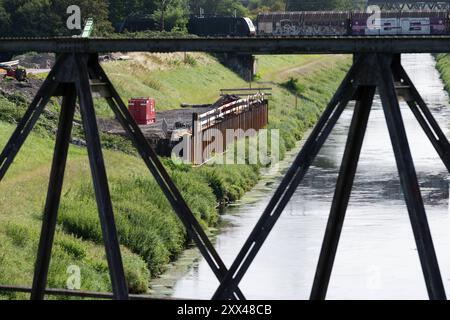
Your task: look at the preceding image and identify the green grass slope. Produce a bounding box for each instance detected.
[436,54,450,93]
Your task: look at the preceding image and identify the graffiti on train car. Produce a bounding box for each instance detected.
[257,10,450,36]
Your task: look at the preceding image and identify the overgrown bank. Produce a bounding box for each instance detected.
[436,54,450,93]
[0,53,350,298]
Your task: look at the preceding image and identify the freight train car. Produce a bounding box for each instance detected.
[257,11,350,36]
[257,11,450,36]
[351,11,448,35]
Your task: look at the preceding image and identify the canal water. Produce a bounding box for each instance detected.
[172,54,450,299]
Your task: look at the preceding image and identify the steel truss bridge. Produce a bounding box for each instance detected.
[2,36,450,54]
[367,0,450,10]
[0,36,449,300]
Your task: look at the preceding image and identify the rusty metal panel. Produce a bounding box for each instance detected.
[193,97,269,165]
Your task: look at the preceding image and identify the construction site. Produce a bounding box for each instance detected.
[101,91,269,165]
[0,50,270,167]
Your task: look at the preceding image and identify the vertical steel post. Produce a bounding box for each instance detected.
[377,54,446,300]
[392,63,450,172]
[31,84,77,300]
[75,56,129,299]
[310,86,375,300]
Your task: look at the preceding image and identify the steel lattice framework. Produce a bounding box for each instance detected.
[367,0,450,10]
[2,36,450,54]
[0,37,449,300]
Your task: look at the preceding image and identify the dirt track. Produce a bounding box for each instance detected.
[265,54,347,82]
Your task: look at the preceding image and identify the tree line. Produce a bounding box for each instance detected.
[287,0,365,11]
[0,0,361,37]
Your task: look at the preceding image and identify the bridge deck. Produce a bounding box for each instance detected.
[1,36,450,54]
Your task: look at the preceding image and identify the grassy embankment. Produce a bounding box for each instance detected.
[0,52,350,298]
[436,54,450,93]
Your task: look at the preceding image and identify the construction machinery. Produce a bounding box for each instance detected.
[0,60,27,82]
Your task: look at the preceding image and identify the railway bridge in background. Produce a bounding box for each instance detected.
[1,36,450,300]
[367,0,450,10]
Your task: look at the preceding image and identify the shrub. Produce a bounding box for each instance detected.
[5,223,34,247]
[55,236,87,260]
[184,54,197,66]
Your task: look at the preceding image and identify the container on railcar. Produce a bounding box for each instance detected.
[257,10,450,36]
[303,11,350,36]
[350,10,449,35]
[256,11,350,36]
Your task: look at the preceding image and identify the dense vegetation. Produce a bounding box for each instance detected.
[0,53,350,298]
[287,0,364,11]
[436,54,450,94]
[0,0,361,36]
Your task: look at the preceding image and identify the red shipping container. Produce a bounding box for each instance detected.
[128,98,156,125]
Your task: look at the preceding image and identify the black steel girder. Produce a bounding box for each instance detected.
[2,36,450,54]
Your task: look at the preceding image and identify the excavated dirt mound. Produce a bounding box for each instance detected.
[0,78,44,102]
[13,53,55,69]
[98,95,240,139]
[98,106,213,137]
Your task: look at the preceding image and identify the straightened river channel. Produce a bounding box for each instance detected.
[151,54,450,300]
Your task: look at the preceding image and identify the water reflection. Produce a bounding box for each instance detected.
[173,54,450,300]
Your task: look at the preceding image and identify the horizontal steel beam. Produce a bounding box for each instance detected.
[0,285,185,300]
[2,36,450,54]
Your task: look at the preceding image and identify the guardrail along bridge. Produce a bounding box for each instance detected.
[0,36,449,300]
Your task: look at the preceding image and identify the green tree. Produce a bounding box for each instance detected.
[286,0,322,11]
[248,0,286,12]
[53,0,114,35]
[152,0,188,31]
[353,0,367,10]
[332,0,355,10]
[1,0,113,37]
[287,0,356,11]
[189,0,248,16]
[109,0,159,28]
[0,1,11,36]
[8,0,59,36]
